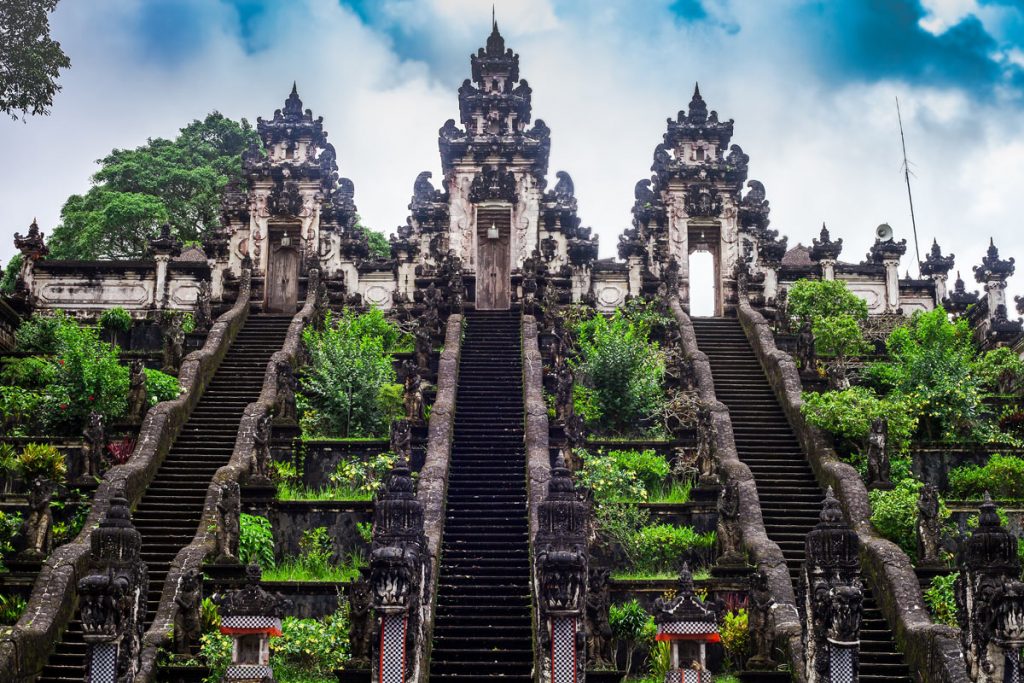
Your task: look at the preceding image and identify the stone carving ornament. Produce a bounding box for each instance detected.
[127,360,148,424]
[83,410,106,480]
[916,484,942,566]
[173,567,203,655]
[214,481,240,564]
[865,417,892,490]
[585,568,614,669]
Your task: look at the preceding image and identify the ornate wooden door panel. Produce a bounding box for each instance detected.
[476,208,511,310]
[267,245,299,313]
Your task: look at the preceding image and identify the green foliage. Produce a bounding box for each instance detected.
[238,514,275,569]
[608,599,654,643]
[0,356,56,389]
[576,448,670,502]
[298,310,400,438]
[299,526,332,573]
[0,0,70,120]
[271,609,350,677]
[328,452,396,499]
[181,312,196,335]
[621,297,673,339]
[977,346,1024,394]
[648,640,672,679]
[201,597,220,632]
[0,386,44,435]
[15,310,70,353]
[356,522,373,544]
[262,549,366,583]
[98,307,132,332]
[721,609,750,669]
[948,454,1024,500]
[869,478,932,559]
[17,443,65,483]
[787,279,869,324]
[199,630,233,681]
[811,313,871,360]
[46,318,129,431]
[51,494,89,545]
[0,254,23,293]
[924,572,959,627]
[801,386,917,457]
[649,480,692,504]
[0,510,23,571]
[571,384,603,425]
[143,368,180,406]
[632,524,715,574]
[48,113,260,259]
[0,593,26,625]
[354,222,391,260]
[571,310,665,434]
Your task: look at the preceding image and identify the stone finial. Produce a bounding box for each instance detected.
[148,223,181,257]
[974,237,1016,284]
[688,82,709,123]
[942,270,980,314]
[810,222,843,262]
[13,218,48,260]
[920,238,954,277]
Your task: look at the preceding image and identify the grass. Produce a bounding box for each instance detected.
[298,435,389,443]
[611,566,711,581]
[276,482,372,502]
[648,480,692,504]
[261,552,367,583]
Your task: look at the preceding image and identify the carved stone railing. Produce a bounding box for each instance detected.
[522,315,551,677]
[0,270,252,683]
[669,298,806,680]
[737,296,970,683]
[411,312,463,682]
[134,270,322,681]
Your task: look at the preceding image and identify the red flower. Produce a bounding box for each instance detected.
[88,395,95,401]
[60,404,68,410]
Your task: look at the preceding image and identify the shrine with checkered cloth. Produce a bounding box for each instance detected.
[653,563,720,683]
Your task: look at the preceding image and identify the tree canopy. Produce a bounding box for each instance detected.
[48,113,260,260]
[0,0,70,120]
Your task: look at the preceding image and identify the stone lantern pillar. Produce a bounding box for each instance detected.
[867,229,907,312]
[370,455,428,683]
[215,564,286,682]
[955,494,1024,682]
[920,239,955,308]
[148,223,182,309]
[652,563,720,682]
[756,228,787,303]
[77,486,148,683]
[973,239,1022,344]
[942,272,980,317]
[533,454,588,683]
[809,223,843,282]
[12,218,48,300]
[802,488,862,683]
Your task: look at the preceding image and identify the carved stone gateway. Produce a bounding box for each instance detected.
[533,454,588,683]
[802,488,862,683]
[956,494,1024,682]
[77,487,148,683]
[370,455,428,683]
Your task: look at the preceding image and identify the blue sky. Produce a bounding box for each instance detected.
[2,0,1024,306]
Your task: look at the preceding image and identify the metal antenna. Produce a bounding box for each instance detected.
[896,96,922,276]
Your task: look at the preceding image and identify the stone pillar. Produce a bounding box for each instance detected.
[534,455,588,683]
[867,233,906,313]
[12,218,49,301]
[810,224,842,282]
[370,456,428,683]
[919,239,955,307]
[215,565,286,682]
[820,259,836,281]
[956,494,1024,682]
[802,488,862,683]
[148,223,182,310]
[77,487,148,683]
[973,240,1020,344]
[883,257,901,311]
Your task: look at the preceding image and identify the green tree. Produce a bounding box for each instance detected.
[354,222,391,259]
[0,0,70,120]
[48,112,260,259]
[787,279,869,323]
[1,254,23,293]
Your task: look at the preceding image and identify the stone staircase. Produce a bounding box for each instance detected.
[37,314,293,683]
[429,310,533,682]
[691,317,911,683]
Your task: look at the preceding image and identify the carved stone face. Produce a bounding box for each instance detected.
[828,585,863,643]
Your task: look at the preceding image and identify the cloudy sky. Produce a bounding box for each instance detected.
[1,0,1023,308]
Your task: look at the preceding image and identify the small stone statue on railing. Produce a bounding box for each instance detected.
[716,480,745,568]
[348,569,373,666]
[585,568,614,669]
[402,361,425,424]
[127,360,148,423]
[214,481,240,564]
[773,287,791,334]
[82,410,106,480]
[273,359,298,425]
[161,314,185,374]
[563,413,585,471]
[249,412,273,484]
[695,404,718,486]
[747,569,777,670]
[390,418,412,463]
[916,484,943,567]
[865,418,892,490]
[195,279,212,332]
[554,360,574,425]
[414,318,432,373]
[20,477,54,561]
[173,567,203,655]
[796,321,815,374]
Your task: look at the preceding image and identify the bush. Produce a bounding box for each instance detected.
[238,513,275,569]
[298,310,399,438]
[977,346,1024,395]
[328,452,396,498]
[576,448,669,502]
[923,572,959,627]
[720,609,750,669]
[0,510,23,571]
[45,318,129,432]
[787,279,869,324]
[0,386,45,436]
[608,599,655,673]
[17,443,66,483]
[98,307,132,332]
[0,356,56,389]
[271,609,350,676]
[143,368,180,406]
[0,254,22,294]
[632,524,715,574]
[571,310,665,435]
[0,593,27,625]
[869,478,927,559]
[948,454,1024,500]
[801,386,917,457]
[14,311,71,353]
[298,526,334,575]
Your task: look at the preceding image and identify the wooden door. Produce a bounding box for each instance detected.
[267,245,299,314]
[476,209,511,310]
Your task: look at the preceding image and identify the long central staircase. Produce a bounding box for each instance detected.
[429,310,533,683]
[692,317,911,683]
[38,313,293,683]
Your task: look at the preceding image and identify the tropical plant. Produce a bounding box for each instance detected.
[608,599,655,674]
[14,310,70,353]
[632,524,715,574]
[948,454,1024,500]
[0,593,27,625]
[801,386,917,457]
[786,279,869,324]
[238,514,275,569]
[720,609,750,669]
[0,386,45,436]
[97,307,132,333]
[0,510,23,571]
[17,443,66,483]
[45,319,130,431]
[0,254,22,294]
[0,356,57,388]
[328,452,396,498]
[143,368,181,406]
[868,478,941,560]
[298,310,400,438]
[923,572,959,627]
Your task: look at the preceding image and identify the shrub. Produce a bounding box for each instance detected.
[977,346,1024,395]
[948,454,1024,500]
[98,307,132,332]
[299,526,334,574]
[571,311,665,435]
[271,609,350,676]
[14,311,71,353]
[801,386,917,457]
[720,609,750,669]
[0,386,45,436]
[0,593,27,625]
[632,524,715,574]
[0,254,22,294]
[0,510,23,570]
[45,319,129,431]
[787,279,868,324]
[0,356,56,389]
[608,599,655,673]
[577,449,648,503]
[328,452,396,499]
[923,572,959,627]
[298,310,398,438]
[17,443,66,484]
[143,368,180,406]
[869,478,927,559]
[238,513,275,569]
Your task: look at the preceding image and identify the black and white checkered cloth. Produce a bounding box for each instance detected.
[551,617,576,683]
[830,646,856,683]
[225,664,274,680]
[89,643,117,683]
[221,615,282,631]
[658,620,718,636]
[380,614,406,683]
[1008,650,1022,683]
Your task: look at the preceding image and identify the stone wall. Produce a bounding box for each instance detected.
[668,298,806,679]
[0,270,252,682]
[737,297,970,683]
